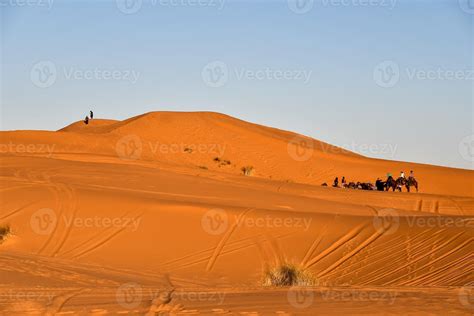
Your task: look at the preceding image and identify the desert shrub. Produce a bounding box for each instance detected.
[213,157,231,167]
[263,263,315,286]
[0,225,10,243]
[198,166,208,170]
[184,147,193,153]
[241,166,254,176]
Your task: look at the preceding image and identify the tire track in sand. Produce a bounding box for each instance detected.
[71,211,144,260]
[51,185,79,257]
[206,208,253,272]
[303,223,367,269]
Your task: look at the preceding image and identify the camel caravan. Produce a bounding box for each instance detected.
[323,171,419,193]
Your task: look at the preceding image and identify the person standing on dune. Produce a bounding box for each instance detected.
[90,110,94,119]
[84,116,89,125]
[333,177,339,187]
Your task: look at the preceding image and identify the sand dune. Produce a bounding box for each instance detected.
[0,112,473,314]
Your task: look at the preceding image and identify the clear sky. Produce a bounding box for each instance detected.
[1,0,473,169]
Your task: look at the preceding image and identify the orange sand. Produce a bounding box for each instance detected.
[0,112,473,315]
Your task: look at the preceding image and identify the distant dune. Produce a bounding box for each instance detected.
[0,112,473,314]
[2,111,473,196]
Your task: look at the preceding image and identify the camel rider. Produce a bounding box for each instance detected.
[400,171,405,179]
[387,172,393,181]
[409,170,414,179]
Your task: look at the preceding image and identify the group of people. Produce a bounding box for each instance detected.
[330,170,416,192]
[83,110,94,125]
[332,176,346,187]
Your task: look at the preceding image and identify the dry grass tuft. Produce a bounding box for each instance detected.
[263,263,316,286]
[0,225,11,243]
[241,166,254,176]
[213,157,231,167]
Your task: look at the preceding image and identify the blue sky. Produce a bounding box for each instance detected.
[1,0,473,169]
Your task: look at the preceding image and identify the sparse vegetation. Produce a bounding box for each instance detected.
[263,263,316,286]
[184,147,193,153]
[213,157,231,167]
[241,166,254,176]
[198,166,208,170]
[0,225,11,243]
